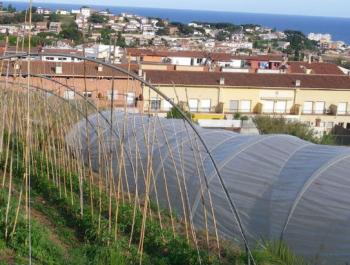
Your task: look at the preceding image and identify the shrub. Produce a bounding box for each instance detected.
[253,116,335,145]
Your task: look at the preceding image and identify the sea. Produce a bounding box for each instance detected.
[3,1,350,44]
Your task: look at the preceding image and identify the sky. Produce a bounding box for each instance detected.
[24,0,350,18]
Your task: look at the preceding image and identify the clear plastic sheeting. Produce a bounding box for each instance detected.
[66,111,350,265]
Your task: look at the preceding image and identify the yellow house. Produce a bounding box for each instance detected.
[143,70,350,132]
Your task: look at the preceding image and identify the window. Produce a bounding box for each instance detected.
[107,90,118,100]
[338,102,347,115]
[303,101,313,114]
[189,99,199,112]
[127,92,135,106]
[63,90,75,100]
[326,122,334,129]
[274,101,287,113]
[196,58,203,64]
[83,91,92,98]
[229,100,239,112]
[163,98,174,111]
[200,99,211,112]
[240,100,251,113]
[150,98,161,110]
[314,101,325,114]
[262,100,274,113]
[259,61,269,69]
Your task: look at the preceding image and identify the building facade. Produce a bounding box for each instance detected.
[142,70,350,133]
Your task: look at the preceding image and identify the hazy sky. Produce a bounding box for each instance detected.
[28,0,349,18]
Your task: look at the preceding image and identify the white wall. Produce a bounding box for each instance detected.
[168,57,204,66]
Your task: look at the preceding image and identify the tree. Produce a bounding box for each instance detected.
[49,13,60,22]
[156,19,166,28]
[88,13,107,24]
[4,4,16,13]
[31,6,38,13]
[170,22,194,36]
[100,28,116,45]
[116,32,126,48]
[284,30,317,60]
[253,116,335,145]
[156,28,169,36]
[31,14,45,22]
[216,31,230,41]
[166,104,192,120]
[59,22,83,43]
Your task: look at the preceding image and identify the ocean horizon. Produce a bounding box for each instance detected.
[3,1,350,44]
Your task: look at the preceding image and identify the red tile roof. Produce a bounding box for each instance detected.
[126,48,285,61]
[145,70,350,90]
[2,61,139,78]
[288,62,344,75]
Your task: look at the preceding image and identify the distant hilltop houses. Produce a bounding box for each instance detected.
[0,4,349,67]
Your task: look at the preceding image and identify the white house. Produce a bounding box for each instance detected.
[56,9,69,15]
[80,7,91,18]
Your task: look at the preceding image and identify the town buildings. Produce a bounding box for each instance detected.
[1,55,349,134]
[142,70,350,134]
[1,6,350,135]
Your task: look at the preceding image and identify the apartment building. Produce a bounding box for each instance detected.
[142,70,350,133]
[125,48,289,73]
[1,61,143,109]
[2,57,349,133]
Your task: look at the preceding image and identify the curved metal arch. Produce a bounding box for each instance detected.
[2,72,140,191]
[151,129,220,184]
[264,141,312,239]
[280,153,350,241]
[0,53,255,262]
[27,74,139,181]
[191,135,276,217]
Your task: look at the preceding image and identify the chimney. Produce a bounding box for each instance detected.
[97,64,103,72]
[55,64,62,74]
[295,80,301,87]
[138,69,143,77]
[319,56,323,63]
[14,62,20,70]
[308,54,312,64]
[220,77,225,85]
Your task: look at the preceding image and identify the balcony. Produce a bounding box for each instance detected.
[302,110,327,115]
[336,111,350,116]
[224,108,252,114]
[302,110,350,116]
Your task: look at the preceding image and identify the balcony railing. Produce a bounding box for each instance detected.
[224,108,252,113]
[302,110,327,115]
[302,110,350,116]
